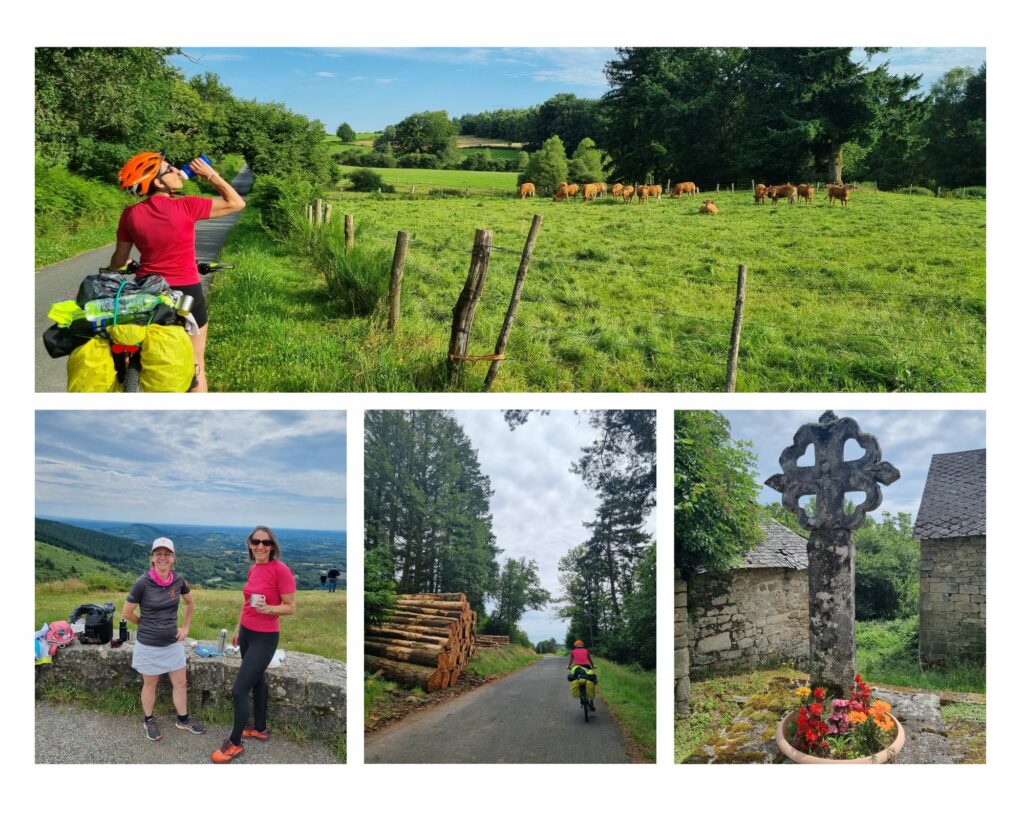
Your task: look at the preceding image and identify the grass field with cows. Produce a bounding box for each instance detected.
[209,170,984,392]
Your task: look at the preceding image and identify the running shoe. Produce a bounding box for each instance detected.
[175,716,206,734]
[242,727,270,741]
[144,718,161,741]
[210,739,244,763]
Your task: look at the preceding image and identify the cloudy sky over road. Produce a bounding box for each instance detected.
[36,411,347,530]
[454,410,655,643]
[170,47,986,133]
[721,409,986,520]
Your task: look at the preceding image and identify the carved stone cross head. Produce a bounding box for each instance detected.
[765,410,900,531]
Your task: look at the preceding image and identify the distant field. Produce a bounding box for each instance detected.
[301,183,985,392]
[338,164,520,194]
[36,586,346,661]
[458,147,521,161]
[35,542,134,585]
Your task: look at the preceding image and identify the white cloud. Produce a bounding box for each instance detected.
[316,71,338,78]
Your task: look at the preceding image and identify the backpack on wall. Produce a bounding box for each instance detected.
[69,603,115,644]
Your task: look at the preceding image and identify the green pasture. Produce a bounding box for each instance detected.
[338,164,520,194]
[458,146,522,161]
[35,584,346,662]
[209,180,983,392]
[592,656,656,762]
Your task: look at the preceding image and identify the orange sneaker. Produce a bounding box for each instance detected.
[243,727,270,741]
[210,739,244,763]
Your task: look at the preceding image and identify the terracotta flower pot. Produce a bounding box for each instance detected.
[775,709,905,764]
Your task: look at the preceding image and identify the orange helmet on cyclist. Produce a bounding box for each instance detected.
[118,151,166,196]
[573,640,584,647]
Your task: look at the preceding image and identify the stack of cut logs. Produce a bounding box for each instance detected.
[474,634,510,648]
[365,593,478,692]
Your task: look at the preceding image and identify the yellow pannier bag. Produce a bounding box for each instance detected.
[106,324,148,346]
[138,324,194,392]
[67,338,119,392]
[569,677,596,700]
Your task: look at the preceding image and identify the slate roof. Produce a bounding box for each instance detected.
[742,520,808,570]
[913,449,986,540]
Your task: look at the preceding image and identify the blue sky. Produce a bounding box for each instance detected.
[169,47,986,133]
[454,410,655,644]
[720,410,986,521]
[35,411,347,530]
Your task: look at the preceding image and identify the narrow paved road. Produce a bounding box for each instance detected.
[35,702,338,764]
[365,655,631,764]
[35,167,254,392]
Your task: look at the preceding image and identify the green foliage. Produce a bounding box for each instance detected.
[347,168,395,193]
[569,137,610,183]
[364,545,397,627]
[336,122,356,142]
[923,65,986,188]
[487,558,551,636]
[466,644,539,678]
[520,135,568,195]
[530,93,605,153]
[391,110,458,157]
[590,654,657,762]
[896,186,936,196]
[247,174,317,239]
[320,241,393,316]
[535,638,559,654]
[854,512,919,620]
[231,99,335,186]
[675,411,762,578]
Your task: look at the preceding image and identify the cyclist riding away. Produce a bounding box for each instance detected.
[110,151,245,392]
[567,639,597,712]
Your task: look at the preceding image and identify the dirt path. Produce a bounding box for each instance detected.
[35,167,254,392]
[35,702,337,764]
[365,655,631,764]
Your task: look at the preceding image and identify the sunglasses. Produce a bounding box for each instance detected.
[249,538,275,547]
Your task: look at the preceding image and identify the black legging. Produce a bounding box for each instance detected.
[231,626,279,745]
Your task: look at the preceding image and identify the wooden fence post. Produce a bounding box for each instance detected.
[324,203,332,224]
[730,183,735,193]
[447,229,493,385]
[315,198,323,225]
[484,214,543,390]
[387,231,409,332]
[344,214,354,249]
[306,204,313,224]
[724,264,747,392]
[751,179,755,192]
[716,183,720,193]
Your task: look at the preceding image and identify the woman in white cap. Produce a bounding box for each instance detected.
[122,537,205,741]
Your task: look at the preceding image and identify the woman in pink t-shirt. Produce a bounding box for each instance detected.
[211,525,296,764]
[111,151,245,392]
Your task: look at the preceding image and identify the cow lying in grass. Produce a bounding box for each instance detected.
[699,199,718,215]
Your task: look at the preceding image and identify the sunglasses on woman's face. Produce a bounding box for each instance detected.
[250,538,274,547]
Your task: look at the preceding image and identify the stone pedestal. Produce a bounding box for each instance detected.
[806,529,856,694]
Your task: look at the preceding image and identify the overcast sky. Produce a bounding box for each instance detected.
[454,410,655,643]
[721,410,986,520]
[36,411,347,531]
[170,47,986,133]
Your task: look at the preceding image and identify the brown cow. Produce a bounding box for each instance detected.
[518,182,536,199]
[828,184,854,207]
[636,185,649,204]
[611,182,624,198]
[672,181,699,197]
[797,183,815,203]
[582,182,601,202]
[699,199,718,215]
[621,185,635,204]
[553,182,570,201]
[566,183,579,199]
[769,184,797,205]
[647,184,663,201]
[754,183,768,204]
[596,181,608,197]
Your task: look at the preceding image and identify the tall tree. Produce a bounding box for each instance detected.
[568,137,611,183]
[530,93,604,153]
[391,110,458,156]
[488,558,551,636]
[519,135,568,195]
[674,411,762,579]
[923,65,986,187]
[335,122,356,141]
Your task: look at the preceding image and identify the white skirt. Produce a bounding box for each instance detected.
[131,639,187,676]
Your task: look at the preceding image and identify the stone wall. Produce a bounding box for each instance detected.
[687,567,808,675]
[674,574,689,716]
[919,535,986,666]
[35,640,346,741]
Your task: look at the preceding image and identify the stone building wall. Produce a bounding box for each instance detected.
[687,567,808,676]
[919,535,986,666]
[674,574,689,716]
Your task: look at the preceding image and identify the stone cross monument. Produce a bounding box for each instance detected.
[766,411,900,695]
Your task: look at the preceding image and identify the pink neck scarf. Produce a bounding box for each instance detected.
[149,567,174,587]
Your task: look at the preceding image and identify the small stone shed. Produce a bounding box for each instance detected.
[676,520,809,714]
[913,448,986,667]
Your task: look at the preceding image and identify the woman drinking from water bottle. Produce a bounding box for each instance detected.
[211,526,296,763]
[110,151,245,392]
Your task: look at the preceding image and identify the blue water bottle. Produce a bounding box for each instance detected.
[179,154,213,180]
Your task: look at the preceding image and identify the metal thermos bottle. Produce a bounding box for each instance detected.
[119,619,128,642]
[179,154,213,180]
[218,629,227,653]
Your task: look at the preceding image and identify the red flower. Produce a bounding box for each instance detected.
[810,702,824,717]
[855,673,862,683]
[813,687,825,701]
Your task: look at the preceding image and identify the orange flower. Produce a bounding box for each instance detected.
[872,713,895,732]
[870,700,892,717]
[848,710,868,725]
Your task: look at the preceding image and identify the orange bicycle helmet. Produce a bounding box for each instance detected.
[573,640,584,647]
[118,150,165,196]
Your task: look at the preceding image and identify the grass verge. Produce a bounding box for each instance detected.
[857,618,985,693]
[591,655,656,763]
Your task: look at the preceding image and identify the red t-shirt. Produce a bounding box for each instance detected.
[569,647,593,666]
[116,195,213,287]
[241,560,297,633]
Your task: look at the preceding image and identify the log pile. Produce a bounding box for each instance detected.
[365,593,478,692]
[475,634,510,648]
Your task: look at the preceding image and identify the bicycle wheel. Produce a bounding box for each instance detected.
[123,357,142,392]
[582,691,589,722]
